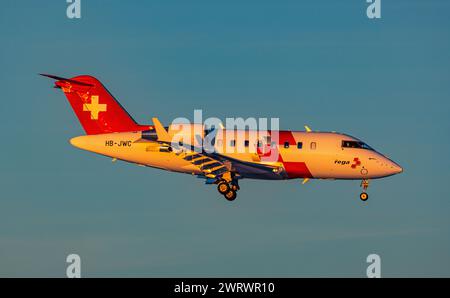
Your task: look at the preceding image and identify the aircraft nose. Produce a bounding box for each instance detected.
[389,161,403,174]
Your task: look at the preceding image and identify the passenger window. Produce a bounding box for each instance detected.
[230,140,235,147]
[257,140,263,148]
[284,141,290,149]
[244,140,249,147]
[297,142,303,149]
[310,142,316,150]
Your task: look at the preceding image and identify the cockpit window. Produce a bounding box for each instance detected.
[342,140,373,150]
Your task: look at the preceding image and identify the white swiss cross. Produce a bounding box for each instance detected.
[83,95,107,120]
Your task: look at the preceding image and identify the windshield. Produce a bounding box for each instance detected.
[342,140,374,150]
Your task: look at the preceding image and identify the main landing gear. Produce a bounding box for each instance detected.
[360,179,369,201]
[217,180,240,201]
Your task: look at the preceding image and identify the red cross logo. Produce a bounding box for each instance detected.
[351,157,361,169]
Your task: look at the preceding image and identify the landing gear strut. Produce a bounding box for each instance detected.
[217,179,240,201]
[360,179,369,201]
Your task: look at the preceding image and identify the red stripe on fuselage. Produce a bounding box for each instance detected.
[272,130,313,179]
[281,162,313,179]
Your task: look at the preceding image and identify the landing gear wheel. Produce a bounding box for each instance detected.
[224,190,237,201]
[359,179,370,202]
[217,182,230,195]
[360,192,369,201]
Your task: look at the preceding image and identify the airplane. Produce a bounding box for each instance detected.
[41,74,403,202]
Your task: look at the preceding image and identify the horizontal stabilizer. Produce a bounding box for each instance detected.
[40,73,94,87]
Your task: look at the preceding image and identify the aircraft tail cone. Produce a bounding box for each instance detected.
[70,136,86,150]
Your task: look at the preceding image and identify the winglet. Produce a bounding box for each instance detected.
[152,118,172,143]
[302,178,310,185]
[304,125,312,133]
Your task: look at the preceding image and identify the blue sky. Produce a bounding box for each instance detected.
[0,0,449,277]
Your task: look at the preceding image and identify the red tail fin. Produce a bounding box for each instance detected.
[42,74,149,135]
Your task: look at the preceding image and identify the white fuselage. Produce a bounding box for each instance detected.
[69,125,402,180]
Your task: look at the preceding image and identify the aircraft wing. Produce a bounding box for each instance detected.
[150,118,286,180]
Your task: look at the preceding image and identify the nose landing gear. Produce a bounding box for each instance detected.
[360,179,369,201]
[359,192,369,201]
